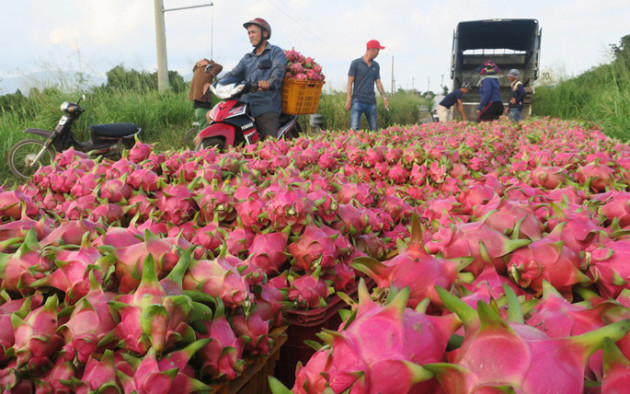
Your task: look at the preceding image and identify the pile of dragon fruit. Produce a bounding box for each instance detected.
[284,48,325,82]
[2,118,630,392]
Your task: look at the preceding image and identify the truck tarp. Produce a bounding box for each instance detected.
[456,19,540,52]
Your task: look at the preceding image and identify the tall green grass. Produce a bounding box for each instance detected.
[533,45,630,141]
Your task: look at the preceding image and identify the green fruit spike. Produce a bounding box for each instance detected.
[502,283,524,324]
[602,337,630,376]
[159,247,194,296]
[268,376,293,394]
[435,285,478,328]
[569,319,630,358]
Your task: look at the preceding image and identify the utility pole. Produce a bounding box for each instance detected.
[153,0,214,93]
[154,0,169,92]
[391,56,395,94]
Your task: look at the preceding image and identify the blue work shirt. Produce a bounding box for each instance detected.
[222,43,286,117]
[439,89,463,109]
[348,58,381,105]
[478,77,502,110]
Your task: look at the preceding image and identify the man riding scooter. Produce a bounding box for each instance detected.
[220,17,286,140]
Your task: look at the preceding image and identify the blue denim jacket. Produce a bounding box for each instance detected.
[222,43,286,117]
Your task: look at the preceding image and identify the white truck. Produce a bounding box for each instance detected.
[450,19,542,120]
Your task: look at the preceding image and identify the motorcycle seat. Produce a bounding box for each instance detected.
[89,122,140,137]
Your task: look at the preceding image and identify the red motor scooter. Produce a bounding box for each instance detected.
[194,60,301,151]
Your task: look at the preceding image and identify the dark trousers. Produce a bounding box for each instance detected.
[477,101,504,122]
[255,112,280,139]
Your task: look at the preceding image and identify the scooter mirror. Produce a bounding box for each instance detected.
[258,59,272,70]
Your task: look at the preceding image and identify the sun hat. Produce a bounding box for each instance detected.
[507,69,520,78]
[366,39,385,50]
[477,60,501,75]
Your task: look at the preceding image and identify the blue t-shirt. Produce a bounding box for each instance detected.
[348,58,381,104]
[478,77,502,110]
[439,89,463,108]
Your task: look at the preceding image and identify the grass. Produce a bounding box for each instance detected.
[532,47,630,141]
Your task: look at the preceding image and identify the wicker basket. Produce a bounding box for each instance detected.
[281,79,325,115]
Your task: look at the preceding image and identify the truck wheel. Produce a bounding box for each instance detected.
[196,137,225,152]
[8,139,55,180]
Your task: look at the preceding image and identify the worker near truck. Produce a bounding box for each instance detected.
[345,39,389,131]
[436,82,471,122]
[476,60,504,122]
[505,68,527,122]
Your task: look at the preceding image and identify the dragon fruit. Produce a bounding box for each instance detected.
[183,255,251,309]
[288,223,341,273]
[58,271,117,363]
[197,298,246,380]
[309,281,459,393]
[586,239,630,299]
[600,337,630,392]
[424,286,630,393]
[507,236,589,299]
[0,230,52,295]
[11,294,64,369]
[247,230,289,274]
[353,215,469,310]
[105,254,194,355]
[284,48,325,81]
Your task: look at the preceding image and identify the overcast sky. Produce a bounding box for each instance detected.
[1,0,628,95]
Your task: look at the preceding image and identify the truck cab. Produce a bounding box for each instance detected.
[451,19,542,120]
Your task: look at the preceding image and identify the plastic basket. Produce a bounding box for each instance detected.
[281,79,325,115]
[209,327,288,394]
[275,279,374,387]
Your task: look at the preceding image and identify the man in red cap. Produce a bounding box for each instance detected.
[345,39,389,131]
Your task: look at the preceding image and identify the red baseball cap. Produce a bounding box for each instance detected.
[366,39,385,50]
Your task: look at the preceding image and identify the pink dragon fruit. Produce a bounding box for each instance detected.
[586,239,630,299]
[288,223,340,273]
[0,230,52,295]
[598,191,630,227]
[312,281,459,393]
[287,267,333,309]
[247,230,289,274]
[69,349,119,394]
[427,220,530,276]
[0,292,42,363]
[353,215,468,310]
[424,286,630,393]
[231,309,271,356]
[155,184,198,225]
[35,355,76,393]
[530,166,568,189]
[58,271,117,363]
[507,236,589,299]
[106,254,194,355]
[183,256,251,309]
[31,237,105,303]
[197,299,246,380]
[0,190,40,220]
[11,294,64,369]
[600,337,630,392]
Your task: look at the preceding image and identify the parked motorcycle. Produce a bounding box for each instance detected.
[194,60,301,151]
[7,95,141,179]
